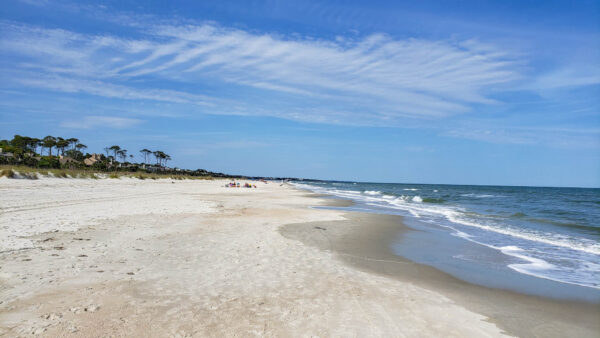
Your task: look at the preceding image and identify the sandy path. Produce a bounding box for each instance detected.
[0,177,507,337]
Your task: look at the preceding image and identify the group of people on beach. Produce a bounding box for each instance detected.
[225,181,257,188]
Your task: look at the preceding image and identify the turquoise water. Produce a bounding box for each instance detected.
[293,181,600,292]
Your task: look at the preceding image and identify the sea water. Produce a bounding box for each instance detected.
[292,181,600,294]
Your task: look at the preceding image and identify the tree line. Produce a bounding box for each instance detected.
[3,135,87,157]
[1,134,171,168]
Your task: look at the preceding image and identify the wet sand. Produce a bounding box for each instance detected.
[280,211,600,337]
[301,193,356,207]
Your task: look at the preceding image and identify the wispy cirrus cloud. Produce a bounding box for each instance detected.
[529,66,600,91]
[0,19,520,124]
[443,125,600,149]
[60,115,142,129]
[10,73,214,106]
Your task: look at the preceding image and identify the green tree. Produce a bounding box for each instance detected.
[55,137,69,156]
[109,145,121,161]
[29,138,41,155]
[67,138,79,150]
[152,150,164,166]
[65,149,84,161]
[10,135,29,153]
[151,151,171,167]
[117,149,127,162]
[140,149,152,164]
[75,143,87,153]
[42,136,57,156]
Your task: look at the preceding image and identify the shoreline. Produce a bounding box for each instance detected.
[289,190,600,337]
[1,177,594,336]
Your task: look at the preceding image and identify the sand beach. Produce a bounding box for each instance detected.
[1,177,598,337]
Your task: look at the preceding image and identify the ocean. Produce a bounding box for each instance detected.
[292,181,600,297]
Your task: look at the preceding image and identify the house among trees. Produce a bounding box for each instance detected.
[0,135,221,177]
[0,148,14,158]
[59,155,79,166]
[142,164,162,173]
[84,153,103,166]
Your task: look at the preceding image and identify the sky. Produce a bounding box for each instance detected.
[0,0,599,187]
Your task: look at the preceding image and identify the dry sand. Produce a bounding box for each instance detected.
[2,177,512,337]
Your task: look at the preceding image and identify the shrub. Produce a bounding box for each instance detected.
[38,157,60,169]
[22,157,39,167]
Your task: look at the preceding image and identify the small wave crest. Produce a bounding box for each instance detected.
[291,181,600,289]
[499,246,600,288]
[461,193,500,198]
[446,213,600,256]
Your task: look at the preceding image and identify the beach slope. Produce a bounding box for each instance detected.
[1,177,508,337]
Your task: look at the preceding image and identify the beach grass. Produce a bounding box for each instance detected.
[54,170,69,178]
[0,168,16,178]
[0,165,214,180]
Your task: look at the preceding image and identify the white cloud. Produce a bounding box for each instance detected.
[531,66,600,90]
[443,129,536,145]
[442,126,600,149]
[12,74,214,106]
[0,20,521,124]
[60,116,142,129]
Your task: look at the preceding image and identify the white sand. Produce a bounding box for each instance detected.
[0,177,216,252]
[0,177,508,337]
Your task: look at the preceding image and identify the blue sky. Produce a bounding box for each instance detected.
[1,0,599,187]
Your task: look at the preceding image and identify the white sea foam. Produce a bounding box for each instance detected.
[461,193,499,198]
[446,213,600,256]
[467,241,599,289]
[291,181,600,289]
[452,230,473,239]
[403,188,419,191]
[292,182,600,257]
[364,190,381,195]
[503,248,556,273]
[389,196,411,204]
[500,246,575,283]
[450,227,600,289]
